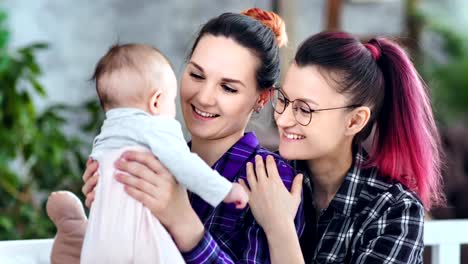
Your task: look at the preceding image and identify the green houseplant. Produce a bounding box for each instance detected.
[416,3,468,124]
[0,9,102,240]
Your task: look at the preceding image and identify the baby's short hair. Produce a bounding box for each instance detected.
[91,43,173,110]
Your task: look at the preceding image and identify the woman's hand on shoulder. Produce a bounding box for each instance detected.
[82,158,99,208]
[239,155,303,234]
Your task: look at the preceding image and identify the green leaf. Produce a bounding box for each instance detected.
[19,203,35,220]
[26,61,41,75]
[0,55,10,73]
[0,10,7,22]
[26,42,49,50]
[0,30,9,48]
[27,76,46,96]
[0,217,14,232]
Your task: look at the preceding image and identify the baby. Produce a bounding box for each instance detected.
[46,44,248,264]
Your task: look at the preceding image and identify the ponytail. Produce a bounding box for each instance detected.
[368,38,444,209]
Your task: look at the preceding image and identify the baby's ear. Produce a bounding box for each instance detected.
[149,90,163,115]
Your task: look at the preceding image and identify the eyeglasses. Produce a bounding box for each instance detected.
[271,88,361,126]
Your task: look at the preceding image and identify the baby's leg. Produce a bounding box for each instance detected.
[46,191,87,264]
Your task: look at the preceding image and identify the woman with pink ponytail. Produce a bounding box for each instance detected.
[241,31,444,263]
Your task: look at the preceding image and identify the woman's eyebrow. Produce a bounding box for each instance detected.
[300,98,319,106]
[281,88,319,106]
[189,61,245,88]
[188,61,204,72]
[221,77,245,88]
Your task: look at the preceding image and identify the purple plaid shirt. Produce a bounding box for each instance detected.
[182,132,305,263]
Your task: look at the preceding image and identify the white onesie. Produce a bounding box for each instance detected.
[80,108,232,263]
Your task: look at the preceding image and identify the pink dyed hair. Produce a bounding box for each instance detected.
[368,38,444,209]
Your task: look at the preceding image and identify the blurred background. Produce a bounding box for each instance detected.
[0,0,467,261]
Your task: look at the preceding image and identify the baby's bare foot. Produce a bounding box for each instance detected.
[46,191,87,264]
[47,191,86,225]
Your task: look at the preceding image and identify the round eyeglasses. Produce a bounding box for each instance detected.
[271,88,361,126]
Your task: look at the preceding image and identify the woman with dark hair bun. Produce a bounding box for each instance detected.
[83,8,304,263]
[242,32,444,263]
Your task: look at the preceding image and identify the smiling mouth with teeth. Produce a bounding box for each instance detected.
[192,105,220,118]
[284,132,306,140]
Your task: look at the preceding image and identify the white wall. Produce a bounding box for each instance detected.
[6,0,444,146]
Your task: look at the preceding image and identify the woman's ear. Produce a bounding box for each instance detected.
[255,88,273,109]
[344,106,371,136]
[149,90,163,115]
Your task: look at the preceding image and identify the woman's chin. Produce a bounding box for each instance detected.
[186,123,221,141]
[278,146,301,160]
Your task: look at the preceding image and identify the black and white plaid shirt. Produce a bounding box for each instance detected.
[296,149,424,264]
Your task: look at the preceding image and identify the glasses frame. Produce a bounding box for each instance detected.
[271,88,361,126]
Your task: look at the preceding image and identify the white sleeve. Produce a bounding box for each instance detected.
[140,118,232,207]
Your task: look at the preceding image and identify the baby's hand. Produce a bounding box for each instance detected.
[224,183,249,209]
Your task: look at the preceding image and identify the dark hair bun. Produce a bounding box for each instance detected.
[241,8,288,47]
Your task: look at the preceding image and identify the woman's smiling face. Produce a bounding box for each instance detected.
[276,63,352,161]
[180,35,261,141]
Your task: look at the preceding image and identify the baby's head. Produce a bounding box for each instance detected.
[92,43,177,117]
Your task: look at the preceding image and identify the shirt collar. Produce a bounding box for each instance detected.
[296,148,369,217]
[105,108,150,119]
[189,132,259,181]
[213,132,259,177]
[328,149,367,217]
